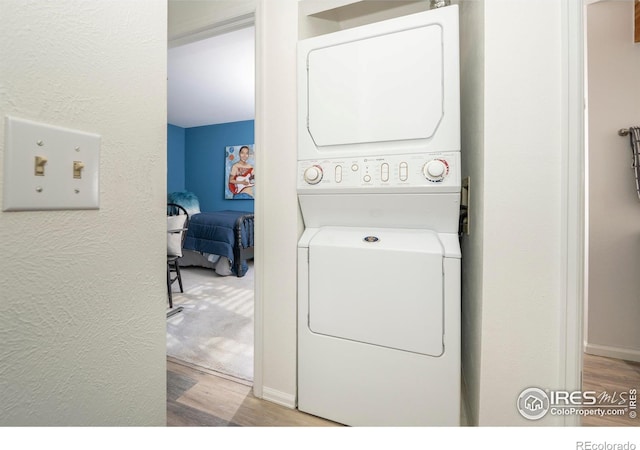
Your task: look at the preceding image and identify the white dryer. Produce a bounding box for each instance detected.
[297,6,461,426]
[298,226,460,426]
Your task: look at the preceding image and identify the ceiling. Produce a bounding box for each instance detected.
[167,25,255,129]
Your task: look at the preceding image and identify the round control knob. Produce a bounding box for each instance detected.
[423,159,449,182]
[303,165,323,185]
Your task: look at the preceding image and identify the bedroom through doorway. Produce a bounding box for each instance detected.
[166,7,257,385]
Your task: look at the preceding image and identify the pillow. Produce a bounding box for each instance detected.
[167,214,187,257]
[168,191,201,216]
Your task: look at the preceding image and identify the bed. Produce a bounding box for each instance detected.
[182,210,254,277]
[168,192,254,277]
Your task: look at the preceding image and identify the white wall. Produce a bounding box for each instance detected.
[0,1,167,425]
[586,0,640,361]
[481,0,566,425]
[254,0,301,406]
[463,0,567,426]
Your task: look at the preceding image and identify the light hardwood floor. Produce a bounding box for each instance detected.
[167,357,339,426]
[167,353,640,427]
[581,353,640,427]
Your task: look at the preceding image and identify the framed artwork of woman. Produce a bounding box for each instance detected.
[225,144,255,200]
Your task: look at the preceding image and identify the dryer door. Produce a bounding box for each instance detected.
[306,24,444,148]
[307,227,444,357]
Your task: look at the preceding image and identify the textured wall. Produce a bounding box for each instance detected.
[0,1,168,425]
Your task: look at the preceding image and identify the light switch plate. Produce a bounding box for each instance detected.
[3,116,100,211]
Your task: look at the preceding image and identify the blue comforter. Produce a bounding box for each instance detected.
[183,210,253,269]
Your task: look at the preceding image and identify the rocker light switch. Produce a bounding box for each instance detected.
[3,116,100,211]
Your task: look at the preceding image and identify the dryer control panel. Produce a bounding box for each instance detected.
[297,152,460,194]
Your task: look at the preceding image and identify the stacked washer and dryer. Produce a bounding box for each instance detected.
[296,5,461,426]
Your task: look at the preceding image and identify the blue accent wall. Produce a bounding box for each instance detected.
[185,120,255,213]
[167,124,185,193]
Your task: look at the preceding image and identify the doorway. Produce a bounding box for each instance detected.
[166,5,258,384]
[580,0,640,426]
[583,0,640,364]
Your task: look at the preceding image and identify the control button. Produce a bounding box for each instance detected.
[381,163,389,182]
[351,164,359,172]
[363,174,371,183]
[303,165,323,185]
[423,159,449,182]
[399,162,409,181]
[335,165,343,183]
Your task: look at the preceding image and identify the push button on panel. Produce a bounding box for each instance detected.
[381,163,390,182]
[399,162,409,181]
[335,165,343,183]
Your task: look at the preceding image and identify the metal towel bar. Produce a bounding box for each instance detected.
[621,127,640,200]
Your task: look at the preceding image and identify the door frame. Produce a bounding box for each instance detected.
[167,3,263,396]
[561,0,586,427]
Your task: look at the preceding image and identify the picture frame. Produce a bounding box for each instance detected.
[225,144,255,200]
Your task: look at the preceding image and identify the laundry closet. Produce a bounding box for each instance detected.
[296,3,462,426]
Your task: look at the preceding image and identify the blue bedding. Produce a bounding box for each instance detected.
[183,210,254,275]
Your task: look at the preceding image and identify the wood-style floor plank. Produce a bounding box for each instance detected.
[168,353,640,427]
[581,353,640,427]
[167,357,340,427]
[229,393,338,427]
[168,399,231,427]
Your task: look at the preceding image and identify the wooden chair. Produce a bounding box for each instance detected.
[167,203,189,318]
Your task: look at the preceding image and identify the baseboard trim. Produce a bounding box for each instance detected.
[584,343,640,363]
[262,386,296,409]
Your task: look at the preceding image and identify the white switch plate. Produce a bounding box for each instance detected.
[3,116,100,211]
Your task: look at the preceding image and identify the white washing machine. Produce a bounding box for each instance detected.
[297,6,461,426]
